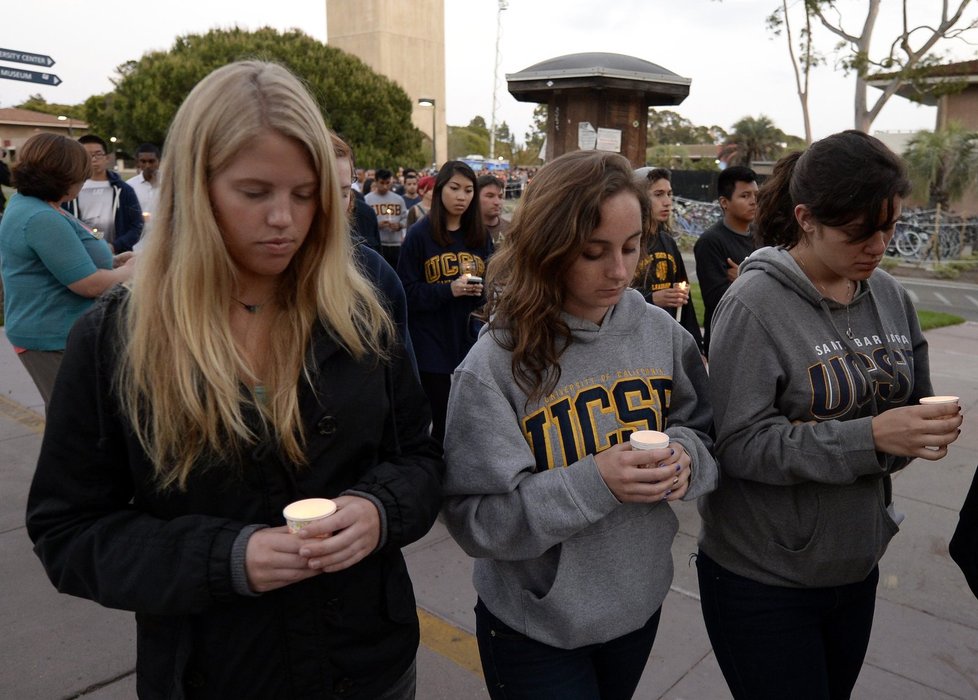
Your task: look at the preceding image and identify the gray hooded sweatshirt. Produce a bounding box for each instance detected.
[442,288,717,649]
[699,246,932,588]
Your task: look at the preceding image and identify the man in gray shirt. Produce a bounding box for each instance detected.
[365,168,408,268]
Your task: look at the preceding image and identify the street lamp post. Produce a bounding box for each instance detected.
[489,0,508,160]
[418,97,436,169]
[57,114,74,137]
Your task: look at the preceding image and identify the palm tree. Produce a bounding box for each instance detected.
[721,115,787,167]
[902,123,978,209]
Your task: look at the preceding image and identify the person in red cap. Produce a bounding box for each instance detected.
[407,175,436,228]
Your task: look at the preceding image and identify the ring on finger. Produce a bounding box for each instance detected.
[672,475,679,486]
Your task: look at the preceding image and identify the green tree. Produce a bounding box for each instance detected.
[722,115,791,166]
[488,121,517,163]
[447,124,488,160]
[15,94,85,120]
[84,27,426,168]
[646,144,720,172]
[514,104,547,165]
[647,110,726,145]
[902,123,978,208]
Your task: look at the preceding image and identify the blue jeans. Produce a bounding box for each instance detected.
[474,598,661,700]
[696,550,879,700]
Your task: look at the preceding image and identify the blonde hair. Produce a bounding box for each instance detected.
[119,61,394,490]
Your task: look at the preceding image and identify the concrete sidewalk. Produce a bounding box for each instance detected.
[2,321,976,699]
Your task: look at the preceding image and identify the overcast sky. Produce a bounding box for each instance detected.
[2,1,975,144]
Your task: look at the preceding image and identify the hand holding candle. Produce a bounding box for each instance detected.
[674,281,688,320]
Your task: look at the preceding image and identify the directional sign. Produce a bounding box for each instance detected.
[0,66,62,87]
[0,48,55,68]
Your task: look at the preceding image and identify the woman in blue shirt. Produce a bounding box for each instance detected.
[0,133,135,406]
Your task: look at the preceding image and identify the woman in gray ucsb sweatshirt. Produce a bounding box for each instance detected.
[441,151,716,699]
[697,131,963,700]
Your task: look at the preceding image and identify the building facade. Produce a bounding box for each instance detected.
[0,108,88,160]
[326,0,446,168]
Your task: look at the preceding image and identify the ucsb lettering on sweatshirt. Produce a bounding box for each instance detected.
[396,216,493,374]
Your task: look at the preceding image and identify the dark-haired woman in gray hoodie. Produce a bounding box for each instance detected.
[697,130,963,700]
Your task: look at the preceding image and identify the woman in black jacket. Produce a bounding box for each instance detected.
[26,61,443,700]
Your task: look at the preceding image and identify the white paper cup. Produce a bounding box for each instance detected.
[919,395,960,406]
[283,498,337,534]
[919,396,960,451]
[630,430,670,451]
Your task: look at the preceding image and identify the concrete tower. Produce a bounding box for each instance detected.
[326,0,446,168]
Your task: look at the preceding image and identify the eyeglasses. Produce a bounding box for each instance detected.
[89,152,106,159]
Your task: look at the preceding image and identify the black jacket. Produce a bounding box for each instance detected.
[950,465,978,600]
[351,197,382,253]
[27,248,443,699]
[692,221,756,356]
[634,230,705,354]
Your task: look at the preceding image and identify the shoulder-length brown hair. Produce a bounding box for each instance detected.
[483,150,651,402]
[12,133,91,201]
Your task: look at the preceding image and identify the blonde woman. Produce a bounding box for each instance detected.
[27,61,442,699]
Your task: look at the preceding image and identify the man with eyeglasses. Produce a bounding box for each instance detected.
[63,134,143,252]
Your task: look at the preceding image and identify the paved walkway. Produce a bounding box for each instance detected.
[2,315,976,698]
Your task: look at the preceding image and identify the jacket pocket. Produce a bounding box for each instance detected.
[384,553,418,625]
[135,612,191,699]
[764,478,898,587]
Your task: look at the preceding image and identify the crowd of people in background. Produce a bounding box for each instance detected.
[0,58,973,700]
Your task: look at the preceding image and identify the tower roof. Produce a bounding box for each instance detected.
[507,52,690,106]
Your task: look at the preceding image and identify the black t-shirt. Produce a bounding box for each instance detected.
[693,221,756,356]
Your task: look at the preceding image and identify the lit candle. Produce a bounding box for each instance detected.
[675,281,687,320]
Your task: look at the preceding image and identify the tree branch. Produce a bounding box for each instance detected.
[811,1,862,44]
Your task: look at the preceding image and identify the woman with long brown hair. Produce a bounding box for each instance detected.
[442,150,716,699]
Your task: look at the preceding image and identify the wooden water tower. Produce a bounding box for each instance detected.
[507,52,691,166]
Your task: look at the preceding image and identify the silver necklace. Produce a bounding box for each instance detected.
[795,255,856,340]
